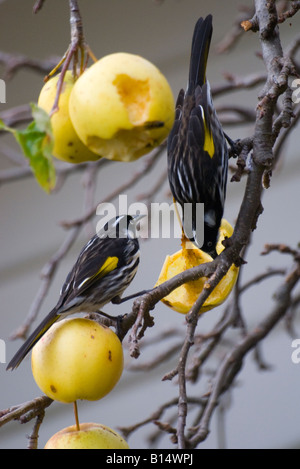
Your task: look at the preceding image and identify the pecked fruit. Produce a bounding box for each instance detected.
[69,52,175,162]
[155,219,239,314]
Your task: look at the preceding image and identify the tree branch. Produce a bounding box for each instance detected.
[189,261,300,447]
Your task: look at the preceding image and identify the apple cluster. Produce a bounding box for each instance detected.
[38,53,175,163]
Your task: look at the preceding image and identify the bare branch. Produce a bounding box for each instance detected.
[215,6,255,53]
[189,261,300,447]
[278,1,300,23]
[26,410,46,450]
[0,396,52,428]
[0,51,59,81]
[212,72,267,98]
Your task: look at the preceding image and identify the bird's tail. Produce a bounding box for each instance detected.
[188,15,213,91]
[6,309,59,370]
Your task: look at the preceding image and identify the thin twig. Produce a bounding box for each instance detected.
[189,262,300,447]
[0,396,53,427]
[61,144,166,229]
[27,410,46,449]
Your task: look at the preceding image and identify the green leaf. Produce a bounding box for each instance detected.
[0,104,56,193]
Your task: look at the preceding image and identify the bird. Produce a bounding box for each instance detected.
[167,15,229,258]
[7,214,144,370]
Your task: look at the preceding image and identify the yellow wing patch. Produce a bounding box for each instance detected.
[95,256,119,279]
[203,120,215,159]
[78,256,119,290]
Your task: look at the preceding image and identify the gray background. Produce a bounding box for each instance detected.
[0,0,299,449]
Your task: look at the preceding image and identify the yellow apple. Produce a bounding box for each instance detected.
[38,70,100,163]
[155,219,239,314]
[69,52,175,161]
[44,422,129,449]
[31,318,123,403]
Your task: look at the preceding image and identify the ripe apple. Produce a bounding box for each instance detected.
[44,422,129,449]
[69,52,175,161]
[155,219,239,314]
[31,318,123,403]
[38,70,100,163]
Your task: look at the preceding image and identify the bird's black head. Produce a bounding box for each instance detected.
[99,214,145,240]
[189,223,218,259]
[201,238,218,259]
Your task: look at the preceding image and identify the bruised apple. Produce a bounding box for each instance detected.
[155,219,239,314]
[69,52,175,161]
[31,318,123,403]
[38,70,100,163]
[44,422,129,449]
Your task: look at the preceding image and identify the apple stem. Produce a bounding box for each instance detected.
[45,0,97,117]
[73,400,80,431]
